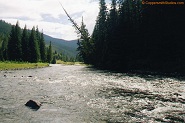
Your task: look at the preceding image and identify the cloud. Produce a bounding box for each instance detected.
[0,0,101,40]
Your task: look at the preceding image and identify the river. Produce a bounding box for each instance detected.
[0,64,185,123]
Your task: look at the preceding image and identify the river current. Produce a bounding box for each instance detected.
[0,64,185,123]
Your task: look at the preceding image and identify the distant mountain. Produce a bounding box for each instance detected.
[0,20,78,57]
[44,34,78,57]
[0,20,12,35]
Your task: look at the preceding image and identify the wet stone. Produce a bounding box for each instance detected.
[25,100,41,110]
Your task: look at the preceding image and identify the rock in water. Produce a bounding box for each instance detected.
[25,100,41,110]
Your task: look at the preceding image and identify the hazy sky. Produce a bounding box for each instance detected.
[0,0,109,40]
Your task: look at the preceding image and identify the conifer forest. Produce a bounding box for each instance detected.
[77,0,185,74]
[0,21,53,63]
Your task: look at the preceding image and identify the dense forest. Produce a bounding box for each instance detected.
[0,20,79,63]
[0,21,54,63]
[76,0,185,74]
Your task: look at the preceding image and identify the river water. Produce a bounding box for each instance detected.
[0,64,185,123]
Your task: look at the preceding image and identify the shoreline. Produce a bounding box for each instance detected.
[0,62,49,71]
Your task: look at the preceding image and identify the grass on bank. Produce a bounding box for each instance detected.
[56,60,86,66]
[0,61,49,70]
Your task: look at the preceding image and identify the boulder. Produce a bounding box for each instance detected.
[25,100,41,110]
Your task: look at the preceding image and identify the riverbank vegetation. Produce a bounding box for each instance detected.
[66,0,185,74]
[0,62,49,70]
[56,60,85,66]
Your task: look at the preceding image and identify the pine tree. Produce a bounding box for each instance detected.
[0,34,8,61]
[0,34,4,61]
[77,17,94,64]
[105,0,118,67]
[8,25,16,61]
[60,3,94,63]
[2,35,8,61]
[107,0,118,30]
[14,21,22,61]
[47,41,52,63]
[7,22,22,61]
[92,0,107,66]
[51,56,56,64]
[36,26,41,60]
[29,27,40,63]
[22,25,29,61]
[40,32,46,62]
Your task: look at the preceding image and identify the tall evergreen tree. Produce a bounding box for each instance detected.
[8,25,16,61]
[36,26,41,60]
[22,25,29,61]
[47,41,52,63]
[29,27,40,63]
[92,0,107,66]
[14,21,22,61]
[0,34,8,61]
[77,17,93,64]
[40,32,46,62]
[2,35,8,60]
[105,0,118,67]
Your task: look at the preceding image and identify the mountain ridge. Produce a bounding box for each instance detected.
[43,34,78,57]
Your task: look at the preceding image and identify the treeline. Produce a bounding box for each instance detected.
[0,21,53,63]
[53,51,77,62]
[77,0,185,73]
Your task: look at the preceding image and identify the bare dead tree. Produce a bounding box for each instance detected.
[59,1,86,37]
